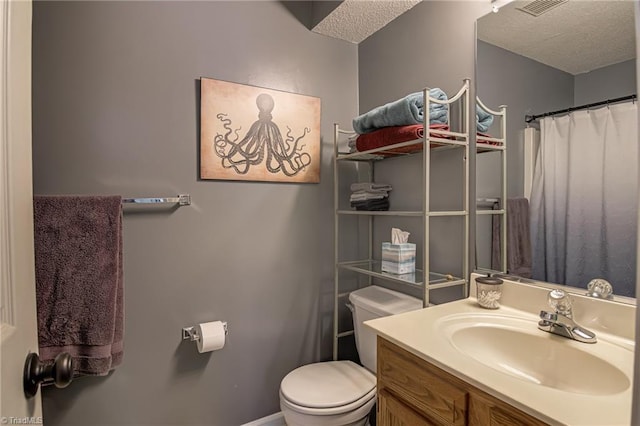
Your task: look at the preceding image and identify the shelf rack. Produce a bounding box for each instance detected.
[475,97,507,272]
[332,80,472,361]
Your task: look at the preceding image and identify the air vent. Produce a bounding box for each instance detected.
[517,0,568,17]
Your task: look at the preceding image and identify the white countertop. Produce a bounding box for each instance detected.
[364,278,635,426]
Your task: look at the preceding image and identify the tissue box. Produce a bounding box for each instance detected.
[381,242,416,274]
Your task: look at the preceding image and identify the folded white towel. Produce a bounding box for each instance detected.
[352,189,389,196]
[350,182,392,192]
[350,192,388,202]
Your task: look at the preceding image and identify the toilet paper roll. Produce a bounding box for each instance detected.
[196,321,226,353]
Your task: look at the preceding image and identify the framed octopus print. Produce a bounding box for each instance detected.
[200,78,321,183]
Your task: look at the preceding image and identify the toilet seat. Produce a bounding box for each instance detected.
[280,388,376,416]
[280,361,376,415]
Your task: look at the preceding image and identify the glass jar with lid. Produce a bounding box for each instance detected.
[476,276,504,309]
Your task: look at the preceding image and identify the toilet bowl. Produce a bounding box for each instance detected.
[279,286,422,426]
[280,361,376,426]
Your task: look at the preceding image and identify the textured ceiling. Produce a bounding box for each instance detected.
[477,0,636,75]
[311,0,421,44]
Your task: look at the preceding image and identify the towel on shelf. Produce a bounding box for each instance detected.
[349,182,392,211]
[350,190,389,202]
[476,104,495,133]
[492,198,532,278]
[350,182,392,192]
[347,135,358,153]
[477,131,501,146]
[352,88,449,134]
[355,124,455,156]
[351,198,390,211]
[338,134,359,154]
[33,195,124,376]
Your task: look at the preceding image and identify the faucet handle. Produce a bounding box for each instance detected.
[547,289,572,317]
[586,278,613,300]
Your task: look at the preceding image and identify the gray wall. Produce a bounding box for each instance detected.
[359,2,488,113]
[357,1,490,302]
[574,59,637,106]
[476,40,575,199]
[32,2,357,425]
[311,1,343,29]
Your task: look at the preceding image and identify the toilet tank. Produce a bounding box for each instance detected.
[348,285,422,372]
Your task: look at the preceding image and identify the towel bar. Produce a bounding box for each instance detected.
[122,194,191,206]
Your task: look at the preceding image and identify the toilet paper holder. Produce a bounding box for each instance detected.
[182,322,228,342]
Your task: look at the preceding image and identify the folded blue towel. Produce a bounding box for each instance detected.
[476,104,495,133]
[353,88,448,134]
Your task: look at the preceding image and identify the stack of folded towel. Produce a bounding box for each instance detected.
[351,89,495,152]
[353,88,449,135]
[350,182,392,211]
[476,104,494,133]
[347,133,358,153]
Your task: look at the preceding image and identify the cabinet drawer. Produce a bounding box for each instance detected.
[378,337,467,426]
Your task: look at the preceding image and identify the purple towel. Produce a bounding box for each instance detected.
[33,195,124,376]
[492,198,532,278]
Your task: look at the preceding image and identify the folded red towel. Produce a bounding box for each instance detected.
[356,125,501,157]
[477,132,502,147]
[355,124,452,156]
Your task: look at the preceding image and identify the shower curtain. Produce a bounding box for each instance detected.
[530,101,638,297]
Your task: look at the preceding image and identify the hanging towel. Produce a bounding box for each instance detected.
[492,198,532,277]
[33,195,124,376]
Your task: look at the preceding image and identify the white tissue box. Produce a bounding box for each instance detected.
[381,242,416,274]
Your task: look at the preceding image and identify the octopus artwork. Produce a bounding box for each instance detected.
[213,93,312,177]
[200,77,321,183]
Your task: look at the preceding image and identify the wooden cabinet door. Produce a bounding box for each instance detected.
[469,392,548,426]
[379,389,437,426]
[378,338,467,426]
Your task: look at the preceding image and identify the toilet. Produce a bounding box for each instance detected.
[279,285,422,426]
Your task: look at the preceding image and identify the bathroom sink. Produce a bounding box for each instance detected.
[437,313,632,396]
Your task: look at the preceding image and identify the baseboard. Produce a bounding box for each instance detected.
[241,412,285,426]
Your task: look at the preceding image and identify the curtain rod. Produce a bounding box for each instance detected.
[525,94,637,123]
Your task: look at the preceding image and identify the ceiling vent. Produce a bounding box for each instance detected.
[517,0,568,17]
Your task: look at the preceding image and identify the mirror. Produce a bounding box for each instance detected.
[475,0,637,300]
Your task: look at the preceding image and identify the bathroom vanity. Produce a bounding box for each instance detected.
[378,337,546,425]
[365,274,636,426]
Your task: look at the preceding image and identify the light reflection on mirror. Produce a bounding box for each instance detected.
[475,0,637,300]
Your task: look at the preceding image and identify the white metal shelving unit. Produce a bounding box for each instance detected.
[475,97,507,273]
[332,80,471,360]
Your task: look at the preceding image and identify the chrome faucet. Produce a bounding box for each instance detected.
[538,289,597,344]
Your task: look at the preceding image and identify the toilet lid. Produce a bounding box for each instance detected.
[280,361,376,409]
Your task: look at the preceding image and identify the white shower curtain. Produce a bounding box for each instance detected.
[530,101,638,297]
